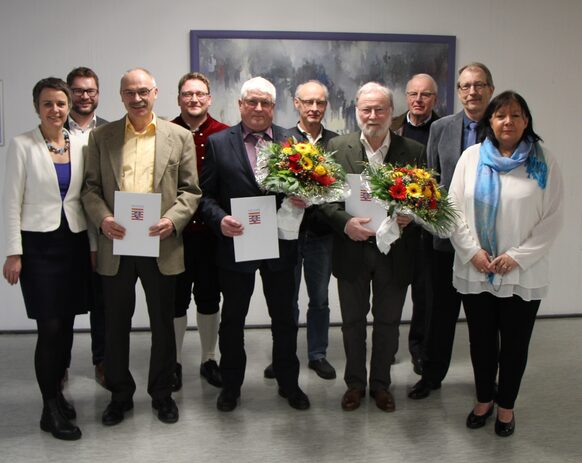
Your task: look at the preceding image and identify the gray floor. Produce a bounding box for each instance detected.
[0,318,581,463]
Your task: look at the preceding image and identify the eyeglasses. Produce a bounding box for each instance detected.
[122,87,156,99]
[180,91,209,100]
[243,98,274,109]
[457,82,489,93]
[358,107,388,116]
[297,98,327,108]
[71,88,98,97]
[406,91,435,99]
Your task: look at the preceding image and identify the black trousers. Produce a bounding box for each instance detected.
[463,292,540,409]
[218,265,299,394]
[408,231,433,360]
[421,250,463,384]
[101,256,176,403]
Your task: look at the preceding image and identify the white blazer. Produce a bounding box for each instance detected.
[3,127,89,256]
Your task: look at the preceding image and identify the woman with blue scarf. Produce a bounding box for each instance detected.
[448,91,563,437]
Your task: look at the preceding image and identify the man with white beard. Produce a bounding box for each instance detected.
[320,82,425,413]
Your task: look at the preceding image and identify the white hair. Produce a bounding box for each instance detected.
[407,73,438,95]
[355,82,393,109]
[240,76,276,102]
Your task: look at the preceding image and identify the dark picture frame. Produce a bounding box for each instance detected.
[190,30,456,133]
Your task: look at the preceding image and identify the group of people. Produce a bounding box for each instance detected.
[2,61,563,442]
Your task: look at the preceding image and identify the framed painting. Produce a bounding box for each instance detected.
[0,80,4,146]
[190,30,455,133]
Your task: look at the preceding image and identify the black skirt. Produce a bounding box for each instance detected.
[20,217,91,320]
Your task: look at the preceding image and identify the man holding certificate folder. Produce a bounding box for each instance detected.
[200,76,310,412]
[82,68,201,426]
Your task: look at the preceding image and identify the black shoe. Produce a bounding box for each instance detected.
[308,358,337,380]
[172,363,182,392]
[217,389,240,412]
[466,403,494,429]
[152,397,179,424]
[412,356,424,376]
[200,359,222,388]
[40,399,82,441]
[495,414,515,437]
[408,379,441,400]
[101,400,133,426]
[56,391,76,420]
[278,387,310,410]
[263,363,275,379]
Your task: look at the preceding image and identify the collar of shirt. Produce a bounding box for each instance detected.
[125,113,157,136]
[296,123,323,145]
[406,111,433,127]
[67,115,97,134]
[241,123,273,141]
[360,130,391,165]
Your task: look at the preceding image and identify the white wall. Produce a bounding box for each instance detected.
[1,0,580,330]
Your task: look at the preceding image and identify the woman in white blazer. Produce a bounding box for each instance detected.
[2,78,92,441]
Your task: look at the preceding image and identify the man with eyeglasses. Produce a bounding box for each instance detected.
[262,80,338,381]
[390,74,440,378]
[320,82,425,412]
[408,62,495,400]
[82,68,201,426]
[64,67,108,387]
[169,72,228,392]
[200,76,310,412]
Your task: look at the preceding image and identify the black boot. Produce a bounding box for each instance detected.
[56,392,76,420]
[40,399,82,441]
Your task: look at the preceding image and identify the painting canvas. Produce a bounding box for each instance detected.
[191,31,455,134]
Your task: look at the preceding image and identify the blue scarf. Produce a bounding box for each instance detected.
[474,138,547,282]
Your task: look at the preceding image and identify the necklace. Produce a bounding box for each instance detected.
[44,130,70,155]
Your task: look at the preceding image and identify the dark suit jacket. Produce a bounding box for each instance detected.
[320,131,426,285]
[199,122,296,273]
[82,117,201,276]
[426,110,465,252]
[288,125,339,236]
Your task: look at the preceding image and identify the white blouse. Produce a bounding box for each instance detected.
[448,143,564,301]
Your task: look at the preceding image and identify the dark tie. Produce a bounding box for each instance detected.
[467,121,478,147]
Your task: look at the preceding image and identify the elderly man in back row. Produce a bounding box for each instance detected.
[321,82,425,412]
[200,76,310,412]
[263,80,338,381]
[391,73,440,376]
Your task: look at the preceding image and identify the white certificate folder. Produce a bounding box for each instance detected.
[345,174,387,232]
[231,195,279,262]
[113,191,161,257]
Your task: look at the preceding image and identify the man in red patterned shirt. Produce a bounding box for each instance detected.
[170,72,228,391]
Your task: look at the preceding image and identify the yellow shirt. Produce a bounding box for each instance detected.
[122,114,156,193]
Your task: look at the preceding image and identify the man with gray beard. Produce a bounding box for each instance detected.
[320,82,425,413]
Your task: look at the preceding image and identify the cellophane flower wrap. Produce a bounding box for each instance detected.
[361,163,459,253]
[255,138,348,240]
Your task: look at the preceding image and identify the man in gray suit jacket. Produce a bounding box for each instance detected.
[321,82,425,413]
[82,68,201,426]
[408,62,495,400]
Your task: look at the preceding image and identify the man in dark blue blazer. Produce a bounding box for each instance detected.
[200,77,310,412]
[408,62,495,400]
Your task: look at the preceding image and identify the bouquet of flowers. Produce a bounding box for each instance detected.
[255,138,347,239]
[361,163,458,253]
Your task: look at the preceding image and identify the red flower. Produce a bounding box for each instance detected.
[289,162,303,173]
[314,174,336,186]
[289,153,301,162]
[389,181,407,200]
[429,198,437,209]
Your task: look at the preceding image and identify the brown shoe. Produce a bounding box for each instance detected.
[95,362,106,387]
[370,389,395,412]
[341,388,365,411]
